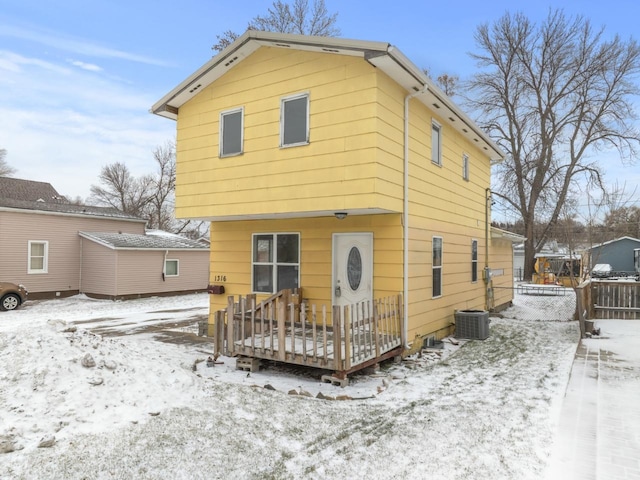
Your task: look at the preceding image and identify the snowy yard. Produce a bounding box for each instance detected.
[0,292,581,479]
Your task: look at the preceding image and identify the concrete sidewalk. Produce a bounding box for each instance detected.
[546,321,640,480]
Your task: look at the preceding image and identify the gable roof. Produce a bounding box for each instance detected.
[0,196,146,222]
[79,231,209,251]
[589,236,640,250]
[0,177,62,202]
[151,31,504,161]
[0,176,145,222]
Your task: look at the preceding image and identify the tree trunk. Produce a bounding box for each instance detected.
[523,220,536,281]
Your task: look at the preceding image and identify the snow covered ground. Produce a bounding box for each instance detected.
[0,291,588,479]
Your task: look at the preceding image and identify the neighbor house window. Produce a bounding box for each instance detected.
[280,94,309,147]
[28,240,48,274]
[220,107,243,157]
[432,236,443,297]
[165,259,179,277]
[471,239,478,282]
[252,233,300,293]
[462,154,470,181]
[431,121,442,166]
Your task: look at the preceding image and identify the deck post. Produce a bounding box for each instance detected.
[277,295,286,361]
[301,303,307,361]
[398,294,406,347]
[226,296,235,356]
[333,305,343,370]
[289,302,296,360]
[214,309,225,356]
[373,301,381,359]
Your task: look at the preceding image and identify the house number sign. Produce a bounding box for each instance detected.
[214,275,227,282]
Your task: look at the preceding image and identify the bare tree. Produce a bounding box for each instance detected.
[422,69,460,96]
[146,142,176,230]
[0,148,16,177]
[466,10,640,280]
[212,0,340,52]
[89,162,153,219]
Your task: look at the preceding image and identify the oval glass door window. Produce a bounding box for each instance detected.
[347,246,362,290]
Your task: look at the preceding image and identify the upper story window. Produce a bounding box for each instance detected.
[220,107,244,157]
[281,93,309,147]
[431,120,442,166]
[165,259,179,277]
[432,236,443,298]
[462,154,470,181]
[28,240,48,274]
[252,233,300,293]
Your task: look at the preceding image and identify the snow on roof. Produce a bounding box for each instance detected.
[79,231,209,250]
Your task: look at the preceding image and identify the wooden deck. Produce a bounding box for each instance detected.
[213,290,404,377]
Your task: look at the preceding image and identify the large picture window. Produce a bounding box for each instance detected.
[280,94,309,147]
[432,236,443,298]
[220,108,243,157]
[252,233,300,293]
[28,240,48,274]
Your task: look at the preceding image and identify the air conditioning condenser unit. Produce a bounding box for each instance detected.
[455,310,490,340]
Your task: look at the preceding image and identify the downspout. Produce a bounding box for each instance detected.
[163,250,168,281]
[79,237,83,294]
[403,87,427,347]
[484,188,493,310]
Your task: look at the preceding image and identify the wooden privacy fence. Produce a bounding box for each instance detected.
[590,280,640,320]
[577,279,640,324]
[213,290,404,375]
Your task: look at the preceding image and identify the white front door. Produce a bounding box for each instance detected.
[332,233,373,307]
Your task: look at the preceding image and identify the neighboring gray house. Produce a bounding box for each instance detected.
[0,177,208,299]
[588,236,640,274]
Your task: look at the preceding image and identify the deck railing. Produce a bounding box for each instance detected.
[213,290,404,374]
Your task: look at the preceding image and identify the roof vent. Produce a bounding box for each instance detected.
[224,55,239,67]
[433,103,440,109]
[189,84,202,94]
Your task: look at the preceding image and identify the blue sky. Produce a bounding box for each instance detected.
[1,0,638,214]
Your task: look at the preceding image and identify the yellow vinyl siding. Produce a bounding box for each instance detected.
[169,43,515,345]
[403,92,493,340]
[207,215,403,321]
[175,47,400,220]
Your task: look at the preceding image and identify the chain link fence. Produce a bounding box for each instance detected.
[494,286,577,322]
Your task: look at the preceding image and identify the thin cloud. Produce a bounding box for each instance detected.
[68,59,103,72]
[0,50,69,74]
[0,23,172,67]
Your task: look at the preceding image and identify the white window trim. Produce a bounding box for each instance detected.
[28,240,49,274]
[280,93,310,148]
[251,232,300,294]
[165,259,179,277]
[432,236,443,298]
[471,239,478,283]
[219,107,244,157]
[431,120,442,167]
[462,153,470,181]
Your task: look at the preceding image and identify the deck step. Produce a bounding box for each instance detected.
[236,356,261,372]
[321,374,349,387]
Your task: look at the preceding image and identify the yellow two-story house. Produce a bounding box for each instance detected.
[152,31,520,365]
